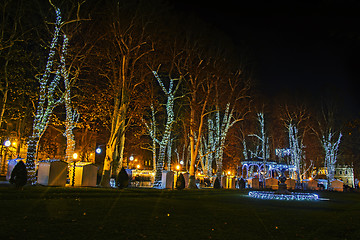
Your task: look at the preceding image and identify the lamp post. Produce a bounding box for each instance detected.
[1,140,11,174]
[71,153,78,186]
[128,155,134,169]
[175,164,181,188]
[96,147,102,154]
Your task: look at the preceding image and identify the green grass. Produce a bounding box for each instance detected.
[1,187,360,240]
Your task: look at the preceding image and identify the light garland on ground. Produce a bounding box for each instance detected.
[248,191,319,201]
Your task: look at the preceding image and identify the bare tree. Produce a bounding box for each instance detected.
[0,0,23,129]
[182,53,213,188]
[98,3,154,187]
[142,103,159,171]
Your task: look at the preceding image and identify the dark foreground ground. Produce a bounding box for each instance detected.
[0,186,359,240]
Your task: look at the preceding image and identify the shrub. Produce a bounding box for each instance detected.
[213,177,221,189]
[10,161,27,189]
[176,173,185,190]
[116,167,129,189]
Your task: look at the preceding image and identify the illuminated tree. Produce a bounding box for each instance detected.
[26,6,67,183]
[321,130,342,181]
[282,105,309,184]
[315,104,342,182]
[245,112,269,178]
[151,71,181,188]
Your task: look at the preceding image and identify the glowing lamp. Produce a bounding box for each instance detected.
[227,171,231,175]
[73,153,78,160]
[180,160,184,165]
[96,147,102,154]
[130,156,134,161]
[4,140,11,147]
[176,165,180,170]
[136,164,140,169]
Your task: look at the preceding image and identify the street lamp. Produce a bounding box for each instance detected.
[175,164,181,189]
[72,153,78,186]
[96,147,102,154]
[2,140,11,174]
[128,155,134,169]
[4,140,11,147]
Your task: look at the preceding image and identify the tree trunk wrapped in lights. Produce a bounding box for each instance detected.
[210,103,245,178]
[152,71,181,188]
[287,123,303,183]
[26,7,66,184]
[282,105,309,186]
[167,135,173,170]
[205,117,215,176]
[322,131,342,182]
[248,112,269,180]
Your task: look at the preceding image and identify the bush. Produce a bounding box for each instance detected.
[116,167,129,189]
[10,161,27,189]
[213,177,221,189]
[176,173,185,190]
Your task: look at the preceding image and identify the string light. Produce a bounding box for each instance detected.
[152,71,178,188]
[322,131,342,181]
[248,191,319,201]
[26,7,68,184]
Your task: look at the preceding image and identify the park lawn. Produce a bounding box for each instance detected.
[1,187,360,240]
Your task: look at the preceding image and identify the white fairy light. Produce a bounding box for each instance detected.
[321,131,342,181]
[151,71,180,188]
[248,191,319,201]
[26,7,68,184]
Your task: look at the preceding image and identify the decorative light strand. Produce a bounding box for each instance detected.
[322,131,342,181]
[249,191,319,201]
[26,7,67,184]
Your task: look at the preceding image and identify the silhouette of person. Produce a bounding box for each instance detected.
[10,161,27,189]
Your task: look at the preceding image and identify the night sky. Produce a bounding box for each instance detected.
[175,0,360,118]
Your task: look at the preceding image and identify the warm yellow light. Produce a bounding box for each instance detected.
[73,153,78,160]
[136,164,140,169]
[176,165,180,170]
[227,171,231,175]
[12,142,17,147]
[309,177,312,181]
